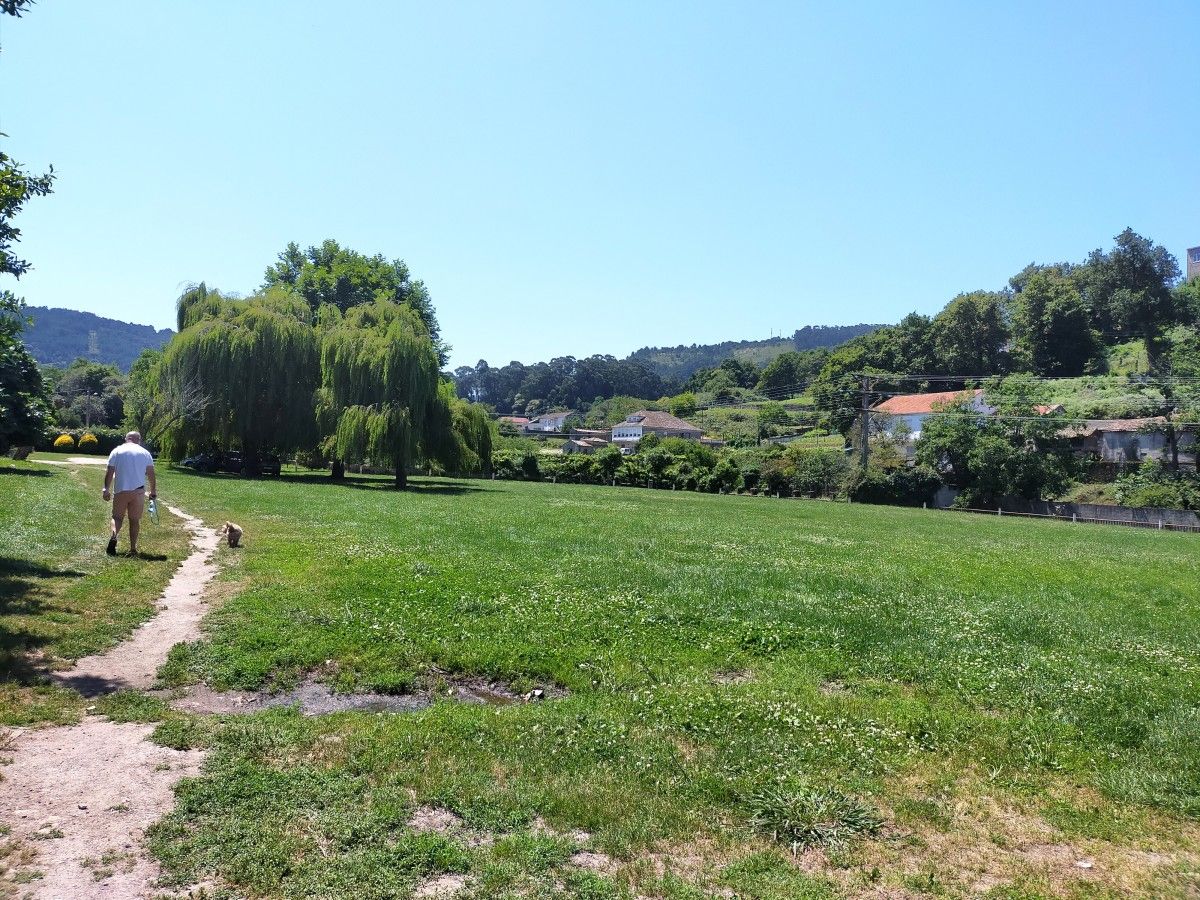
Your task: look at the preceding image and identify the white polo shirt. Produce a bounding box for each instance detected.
[107,442,155,493]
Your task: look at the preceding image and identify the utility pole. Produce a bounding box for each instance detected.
[859,375,871,470]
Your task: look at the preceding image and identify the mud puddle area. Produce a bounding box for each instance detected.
[162,675,561,716]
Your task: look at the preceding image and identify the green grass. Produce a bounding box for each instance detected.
[9,462,1200,896]
[0,456,192,726]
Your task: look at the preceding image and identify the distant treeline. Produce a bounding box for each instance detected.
[627,324,881,382]
[22,306,174,371]
[452,324,880,415]
[452,356,666,416]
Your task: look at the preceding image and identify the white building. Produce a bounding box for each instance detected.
[610,410,704,450]
[522,411,573,433]
[872,389,995,441]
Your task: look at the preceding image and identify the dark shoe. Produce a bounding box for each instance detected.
[106,536,118,556]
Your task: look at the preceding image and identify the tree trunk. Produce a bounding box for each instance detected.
[395,463,407,489]
[331,459,345,481]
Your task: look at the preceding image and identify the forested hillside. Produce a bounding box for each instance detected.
[627,323,881,381]
[452,324,880,414]
[23,306,174,371]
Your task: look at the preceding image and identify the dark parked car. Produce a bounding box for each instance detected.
[179,452,220,472]
[181,450,280,476]
[260,453,282,476]
[218,451,243,473]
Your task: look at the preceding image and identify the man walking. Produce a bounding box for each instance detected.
[102,431,157,557]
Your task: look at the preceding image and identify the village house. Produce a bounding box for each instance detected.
[611,410,704,451]
[1067,417,1197,464]
[872,389,996,441]
[522,410,574,433]
[561,437,611,455]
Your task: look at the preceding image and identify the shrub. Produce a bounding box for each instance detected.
[78,432,100,453]
[1114,461,1200,510]
[787,447,849,497]
[746,782,883,852]
[40,427,127,455]
[53,433,75,450]
[850,464,943,506]
[492,449,541,481]
[296,449,328,470]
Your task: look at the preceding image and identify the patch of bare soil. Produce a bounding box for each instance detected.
[406,805,492,849]
[165,674,560,716]
[0,506,222,899]
[412,873,468,898]
[165,680,433,716]
[0,720,204,899]
[52,507,222,697]
[569,849,617,873]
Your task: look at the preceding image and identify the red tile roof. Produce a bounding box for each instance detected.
[873,389,983,415]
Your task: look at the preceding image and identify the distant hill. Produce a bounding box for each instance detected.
[627,324,883,381]
[22,306,174,372]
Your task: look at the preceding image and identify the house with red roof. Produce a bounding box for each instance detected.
[872,389,995,440]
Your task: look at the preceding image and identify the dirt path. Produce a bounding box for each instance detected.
[53,507,222,697]
[0,506,221,899]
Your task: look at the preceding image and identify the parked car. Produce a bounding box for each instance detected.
[181,449,281,476]
[179,452,220,472]
[219,451,244,473]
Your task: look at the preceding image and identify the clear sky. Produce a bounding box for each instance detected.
[4,1,1198,369]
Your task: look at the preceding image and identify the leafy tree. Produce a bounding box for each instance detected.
[930,291,1010,375]
[643,446,673,483]
[1175,278,1200,327]
[318,299,440,488]
[263,239,445,363]
[915,401,1074,506]
[757,348,827,394]
[0,295,50,450]
[1075,229,1181,366]
[49,359,126,428]
[159,287,319,466]
[420,380,495,476]
[711,456,740,492]
[756,401,790,439]
[595,444,623,482]
[669,392,697,417]
[1011,271,1103,376]
[1,150,54,283]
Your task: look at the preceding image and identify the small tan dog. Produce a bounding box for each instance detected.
[218,521,243,548]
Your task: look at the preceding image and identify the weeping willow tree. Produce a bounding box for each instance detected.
[318,300,440,488]
[419,379,495,476]
[158,285,319,465]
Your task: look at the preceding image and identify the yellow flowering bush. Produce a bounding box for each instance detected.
[78,433,100,453]
[53,434,76,450]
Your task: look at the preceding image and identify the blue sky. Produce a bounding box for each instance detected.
[4,1,1198,368]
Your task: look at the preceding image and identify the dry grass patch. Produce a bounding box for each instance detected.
[854,769,1200,897]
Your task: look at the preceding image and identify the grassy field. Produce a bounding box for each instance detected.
[6,457,1200,897]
